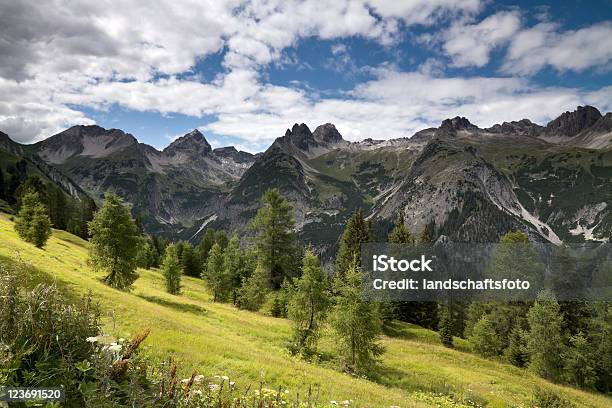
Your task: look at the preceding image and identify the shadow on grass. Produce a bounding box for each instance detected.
[136,294,207,314]
[382,320,419,340]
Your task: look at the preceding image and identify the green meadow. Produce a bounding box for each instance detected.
[1,213,609,407]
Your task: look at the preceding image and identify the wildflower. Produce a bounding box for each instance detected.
[208,383,219,390]
[229,381,236,387]
[221,375,229,381]
[86,336,98,343]
[194,375,205,383]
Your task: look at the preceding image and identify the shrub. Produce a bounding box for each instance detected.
[530,388,575,408]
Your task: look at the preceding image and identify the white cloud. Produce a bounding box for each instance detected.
[442,10,522,67]
[503,21,612,75]
[0,0,609,150]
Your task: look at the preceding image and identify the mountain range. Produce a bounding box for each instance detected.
[1,105,610,256]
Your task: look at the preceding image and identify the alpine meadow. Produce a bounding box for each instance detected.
[1,0,611,407]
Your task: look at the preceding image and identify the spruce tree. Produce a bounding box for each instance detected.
[239,261,270,311]
[438,305,454,347]
[249,188,298,289]
[214,230,229,249]
[417,224,433,244]
[14,190,52,248]
[196,228,216,267]
[88,192,141,290]
[223,235,246,305]
[288,250,331,355]
[527,290,564,381]
[330,260,384,373]
[504,324,529,367]
[203,242,227,301]
[335,208,372,280]
[562,332,598,389]
[470,314,503,357]
[0,167,5,200]
[162,244,182,295]
[180,242,200,277]
[388,212,412,244]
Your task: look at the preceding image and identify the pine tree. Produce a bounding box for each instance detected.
[203,243,228,301]
[180,242,200,277]
[527,290,564,381]
[88,192,141,290]
[196,228,216,267]
[562,332,598,389]
[288,250,331,355]
[470,314,503,357]
[214,230,229,249]
[438,305,454,347]
[388,212,412,244]
[417,224,433,244]
[223,235,246,305]
[162,244,182,295]
[249,188,298,289]
[14,190,52,248]
[504,324,529,367]
[330,260,384,373]
[239,260,270,311]
[335,208,372,280]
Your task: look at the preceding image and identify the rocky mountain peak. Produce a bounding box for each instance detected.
[283,123,315,150]
[440,116,478,131]
[312,123,343,143]
[486,119,543,136]
[213,146,255,164]
[164,129,212,156]
[545,105,602,137]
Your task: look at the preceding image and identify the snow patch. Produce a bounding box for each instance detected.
[190,214,218,240]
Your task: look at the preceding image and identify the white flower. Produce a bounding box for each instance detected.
[107,344,122,352]
[208,383,219,390]
[194,375,205,383]
[181,379,190,384]
[193,390,202,396]
[86,337,98,343]
[221,375,229,381]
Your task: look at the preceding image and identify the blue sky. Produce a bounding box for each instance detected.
[1,0,611,152]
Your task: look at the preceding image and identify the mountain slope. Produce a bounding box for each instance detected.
[1,214,610,407]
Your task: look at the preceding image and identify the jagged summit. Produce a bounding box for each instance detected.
[440,116,478,131]
[486,119,543,137]
[545,105,602,137]
[164,129,212,156]
[313,123,343,143]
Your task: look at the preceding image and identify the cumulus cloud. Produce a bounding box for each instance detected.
[441,10,522,67]
[503,21,612,75]
[0,0,609,148]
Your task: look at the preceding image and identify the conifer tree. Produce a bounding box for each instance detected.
[203,243,227,301]
[288,250,330,355]
[223,235,246,304]
[180,242,201,277]
[239,261,270,311]
[470,314,503,356]
[504,324,529,367]
[562,332,598,389]
[14,190,52,248]
[335,208,372,280]
[249,188,298,289]
[162,244,182,295]
[527,290,564,381]
[438,305,454,347]
[417,224,432,244]
[214,230,229,249]
[388,212,412,244]
[330,260,384,373]
[88,192,141,290]
[196,228,216,267]
[0,167,5,200]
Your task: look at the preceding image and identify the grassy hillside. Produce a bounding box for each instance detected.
[1,213,610,407]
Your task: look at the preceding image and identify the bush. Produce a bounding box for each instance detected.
[530,388,575,408]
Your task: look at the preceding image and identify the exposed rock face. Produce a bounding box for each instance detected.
[486,119,543,137]
[163,129,212,157]
[544,105,602,137]
[1,105,609,247]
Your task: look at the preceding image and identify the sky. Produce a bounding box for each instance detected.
[0,0,611,152]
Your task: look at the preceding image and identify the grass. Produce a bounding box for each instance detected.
[1,213,611,407]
